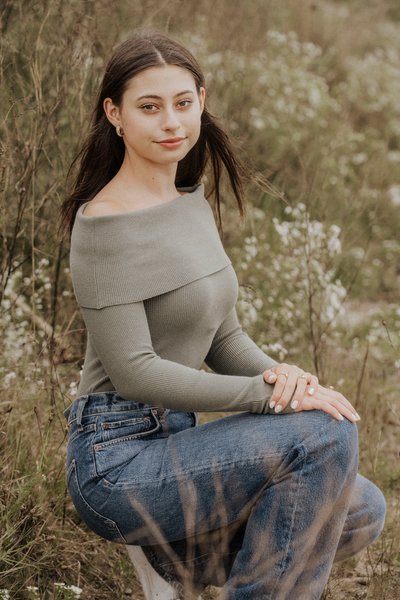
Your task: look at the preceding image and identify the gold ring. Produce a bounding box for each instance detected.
[279,372,289,378]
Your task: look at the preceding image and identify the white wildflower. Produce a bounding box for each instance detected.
[388,185,400,206]
[296,202,306,213]
[273,221,290,245]
[309,86,321,107]
[69,586,83,597]
[245,244,258,258]
[263,342,288,357]
[327,225,342,255]
[266,30,288,45]
[3,372,17,388]
[351,247,365,260]
[251,117,266,130]
[252,208,265,220]
[352,152,368,165]
[53,584,82,598]
[69,381,78,397]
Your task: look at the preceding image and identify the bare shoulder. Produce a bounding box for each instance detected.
[83,196,121,217]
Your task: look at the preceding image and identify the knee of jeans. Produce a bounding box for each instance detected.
[306,416,359,481]
[320,415,358,457]
[365,481,387,540]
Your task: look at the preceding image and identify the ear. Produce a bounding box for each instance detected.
[103,97,122,128]
[198,87,206,113]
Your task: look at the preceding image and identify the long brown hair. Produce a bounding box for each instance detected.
[58,28,251,240]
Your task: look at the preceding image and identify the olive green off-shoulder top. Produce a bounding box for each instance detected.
[69,182,281,415]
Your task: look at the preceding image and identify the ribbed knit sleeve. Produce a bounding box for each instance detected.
[80,301,276,414]
[205,307,279,376]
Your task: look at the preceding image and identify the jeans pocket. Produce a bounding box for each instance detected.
[67,459,127,544]
[92,409,162,481]
[99,411,158,443]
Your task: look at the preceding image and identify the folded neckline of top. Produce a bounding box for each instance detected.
[77,182,204,220]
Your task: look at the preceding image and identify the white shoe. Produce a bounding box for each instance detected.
[126,545,205,600]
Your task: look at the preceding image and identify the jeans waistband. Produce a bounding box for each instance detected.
[63,392,169,426]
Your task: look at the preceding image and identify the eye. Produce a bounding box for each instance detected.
[178,99,193,108]
[140,103,158,112]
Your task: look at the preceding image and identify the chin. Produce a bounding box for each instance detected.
[157,148,191,162]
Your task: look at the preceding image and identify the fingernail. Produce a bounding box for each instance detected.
[275,405,283,413]
[338,415,344,421]
[354,413,361,421]
[291,400,298,409]
[269,401,276,409]
[307,386,315,396]
[267,374,276,383]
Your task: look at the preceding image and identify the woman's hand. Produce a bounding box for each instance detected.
[263,364,318,412]
[263,364,360,423]
[294,383,361,423]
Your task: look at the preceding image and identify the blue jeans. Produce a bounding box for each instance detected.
[64,392,386,600]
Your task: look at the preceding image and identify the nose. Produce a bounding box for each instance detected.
[161,106,180,131]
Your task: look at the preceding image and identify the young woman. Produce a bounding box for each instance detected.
[59,29,386,600]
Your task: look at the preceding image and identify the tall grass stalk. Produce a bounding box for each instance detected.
[1,0,399,597]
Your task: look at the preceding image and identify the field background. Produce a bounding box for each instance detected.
[1,0,399,598]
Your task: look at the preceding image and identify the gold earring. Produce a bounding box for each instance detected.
[116,125,124,137]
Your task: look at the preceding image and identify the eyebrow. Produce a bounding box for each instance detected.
[136,90,195,101]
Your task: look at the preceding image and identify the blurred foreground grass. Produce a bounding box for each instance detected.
[1,0,399,597]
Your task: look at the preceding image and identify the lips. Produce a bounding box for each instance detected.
[156,137,186,143]
[156,137,187,150]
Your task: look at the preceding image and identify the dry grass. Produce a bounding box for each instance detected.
[1,0,399,597]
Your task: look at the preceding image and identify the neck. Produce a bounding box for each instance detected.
[117,151,181,199]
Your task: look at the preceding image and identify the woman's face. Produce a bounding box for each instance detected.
[104,64,205,167]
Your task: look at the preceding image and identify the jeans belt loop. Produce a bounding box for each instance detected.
[152,406,168,424]
[76,395,89,429]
